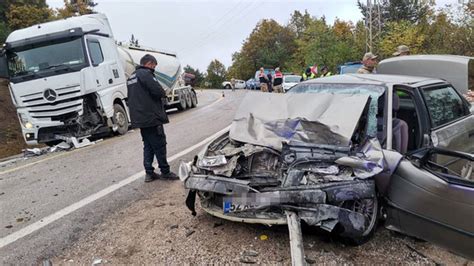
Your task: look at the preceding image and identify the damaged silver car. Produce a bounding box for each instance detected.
[181,74,473,259]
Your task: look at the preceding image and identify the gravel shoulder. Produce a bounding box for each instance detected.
[52,179,473,265]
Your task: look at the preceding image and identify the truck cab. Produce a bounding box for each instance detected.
[0,14,128,145]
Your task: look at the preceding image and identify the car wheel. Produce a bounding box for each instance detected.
[113,103,129,135]
[225,84,231,90]
[177,91,187,111]
[190,91,198,108]
[338,196,379,245]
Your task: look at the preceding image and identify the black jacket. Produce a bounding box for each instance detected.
[126,66,169,128]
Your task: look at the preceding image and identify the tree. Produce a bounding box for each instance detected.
[228,19,296,80]
[205,59,227,89]
[287,10,312,39]
[378,20,426,58]
[6,4,53,31]
[56,0,96,18]
[357,0,433,25]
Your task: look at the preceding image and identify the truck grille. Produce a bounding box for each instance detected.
[21,85,83,119]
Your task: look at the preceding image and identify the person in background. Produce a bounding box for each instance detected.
[393,45,410,56]
[258,67,269,92]
[320,66,332,77]
[273,67,283,93]
[310,64,318,77]
[302,67,315,81]
[126,54,178,182]
[357,52,378,74]
[267,72,273,92]
[230,78,236,92]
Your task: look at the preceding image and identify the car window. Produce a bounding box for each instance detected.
[421,86,469,128]
[87,40,104,66]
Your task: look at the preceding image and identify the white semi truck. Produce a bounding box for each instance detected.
[0,13,197,145]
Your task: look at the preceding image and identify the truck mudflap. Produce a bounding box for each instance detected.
[185,175,375,235]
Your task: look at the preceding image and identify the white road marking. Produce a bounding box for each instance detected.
[0,125,231,249]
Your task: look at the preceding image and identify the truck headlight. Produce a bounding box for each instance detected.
[18,113,30,127]
[25,122,33,129]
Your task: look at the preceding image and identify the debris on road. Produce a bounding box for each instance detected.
[170,224,179,229]
[185,229,195,237]
[242,250,259,257]
[92,258,103,265]
[259,235,268,241]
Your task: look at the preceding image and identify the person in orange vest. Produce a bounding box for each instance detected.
[273,67,283,93]
[258,67,269,92]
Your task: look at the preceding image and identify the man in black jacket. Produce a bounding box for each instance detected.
[127,54,178,182]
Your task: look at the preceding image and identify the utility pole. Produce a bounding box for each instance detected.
[365,0,382,53]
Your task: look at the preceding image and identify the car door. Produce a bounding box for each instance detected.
[419,84,474,173]
[384,147,474,259]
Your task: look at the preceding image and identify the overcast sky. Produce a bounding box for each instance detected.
[46,0,455,71]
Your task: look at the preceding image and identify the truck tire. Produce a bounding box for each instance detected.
[113,103,129,135]
[185,90,192,108]
[190,91,198,108]
[177,91,187,111]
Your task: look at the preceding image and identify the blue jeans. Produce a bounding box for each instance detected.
[140,125,170,175]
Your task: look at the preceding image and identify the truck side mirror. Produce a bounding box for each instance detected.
[0,50,9,79]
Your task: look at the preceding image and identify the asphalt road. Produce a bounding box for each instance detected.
[0,89,245,264]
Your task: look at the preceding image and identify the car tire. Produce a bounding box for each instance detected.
[225,84,231,90]
[113,103,129,135]
[337,196,379,246]
[190,91,198,108]
[177,91,187,111]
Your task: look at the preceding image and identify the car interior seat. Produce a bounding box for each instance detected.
[377,93,409,154]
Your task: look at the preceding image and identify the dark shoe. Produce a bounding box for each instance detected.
[145,172,161,182]
[162,172,179,180]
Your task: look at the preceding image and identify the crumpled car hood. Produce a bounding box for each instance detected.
[229,93,370,151]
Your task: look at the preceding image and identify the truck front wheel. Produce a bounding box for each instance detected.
[113,104,129,135]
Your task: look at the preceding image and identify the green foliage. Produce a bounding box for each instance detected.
[56,0,96,18]
[379,20,426,57]
[227,19,296,80]
[6,4,53,31]
[357,0,433,24]
[205,59,227,89]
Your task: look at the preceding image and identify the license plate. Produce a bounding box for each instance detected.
[223,201,259,213]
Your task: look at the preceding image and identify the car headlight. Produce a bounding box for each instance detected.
[179,161,193,181]
[197,155,227,168]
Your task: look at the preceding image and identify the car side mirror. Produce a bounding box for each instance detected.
[0,50,9,79]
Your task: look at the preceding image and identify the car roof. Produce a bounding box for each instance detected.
[304,74,447,88]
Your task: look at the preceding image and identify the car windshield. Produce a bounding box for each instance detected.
[284,76,301,83]
[288,83,385,137]
[7,38,87,81]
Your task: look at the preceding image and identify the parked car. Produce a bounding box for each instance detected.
[181,73,473,259]
[222,79,246,90]
[246,78,257,90]
[337,61,362,74]
[282,74,302,92]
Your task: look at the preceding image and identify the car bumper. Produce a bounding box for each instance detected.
[184,174,375,236]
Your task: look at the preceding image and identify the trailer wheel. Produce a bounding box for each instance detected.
[185,90,192,108]
[177,91,187,111]
[113,103,129,135]
[190,91,198,108]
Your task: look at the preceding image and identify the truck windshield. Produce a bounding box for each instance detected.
[7,38,87,82]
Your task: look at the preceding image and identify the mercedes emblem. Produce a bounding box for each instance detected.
[43,89,57,102]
